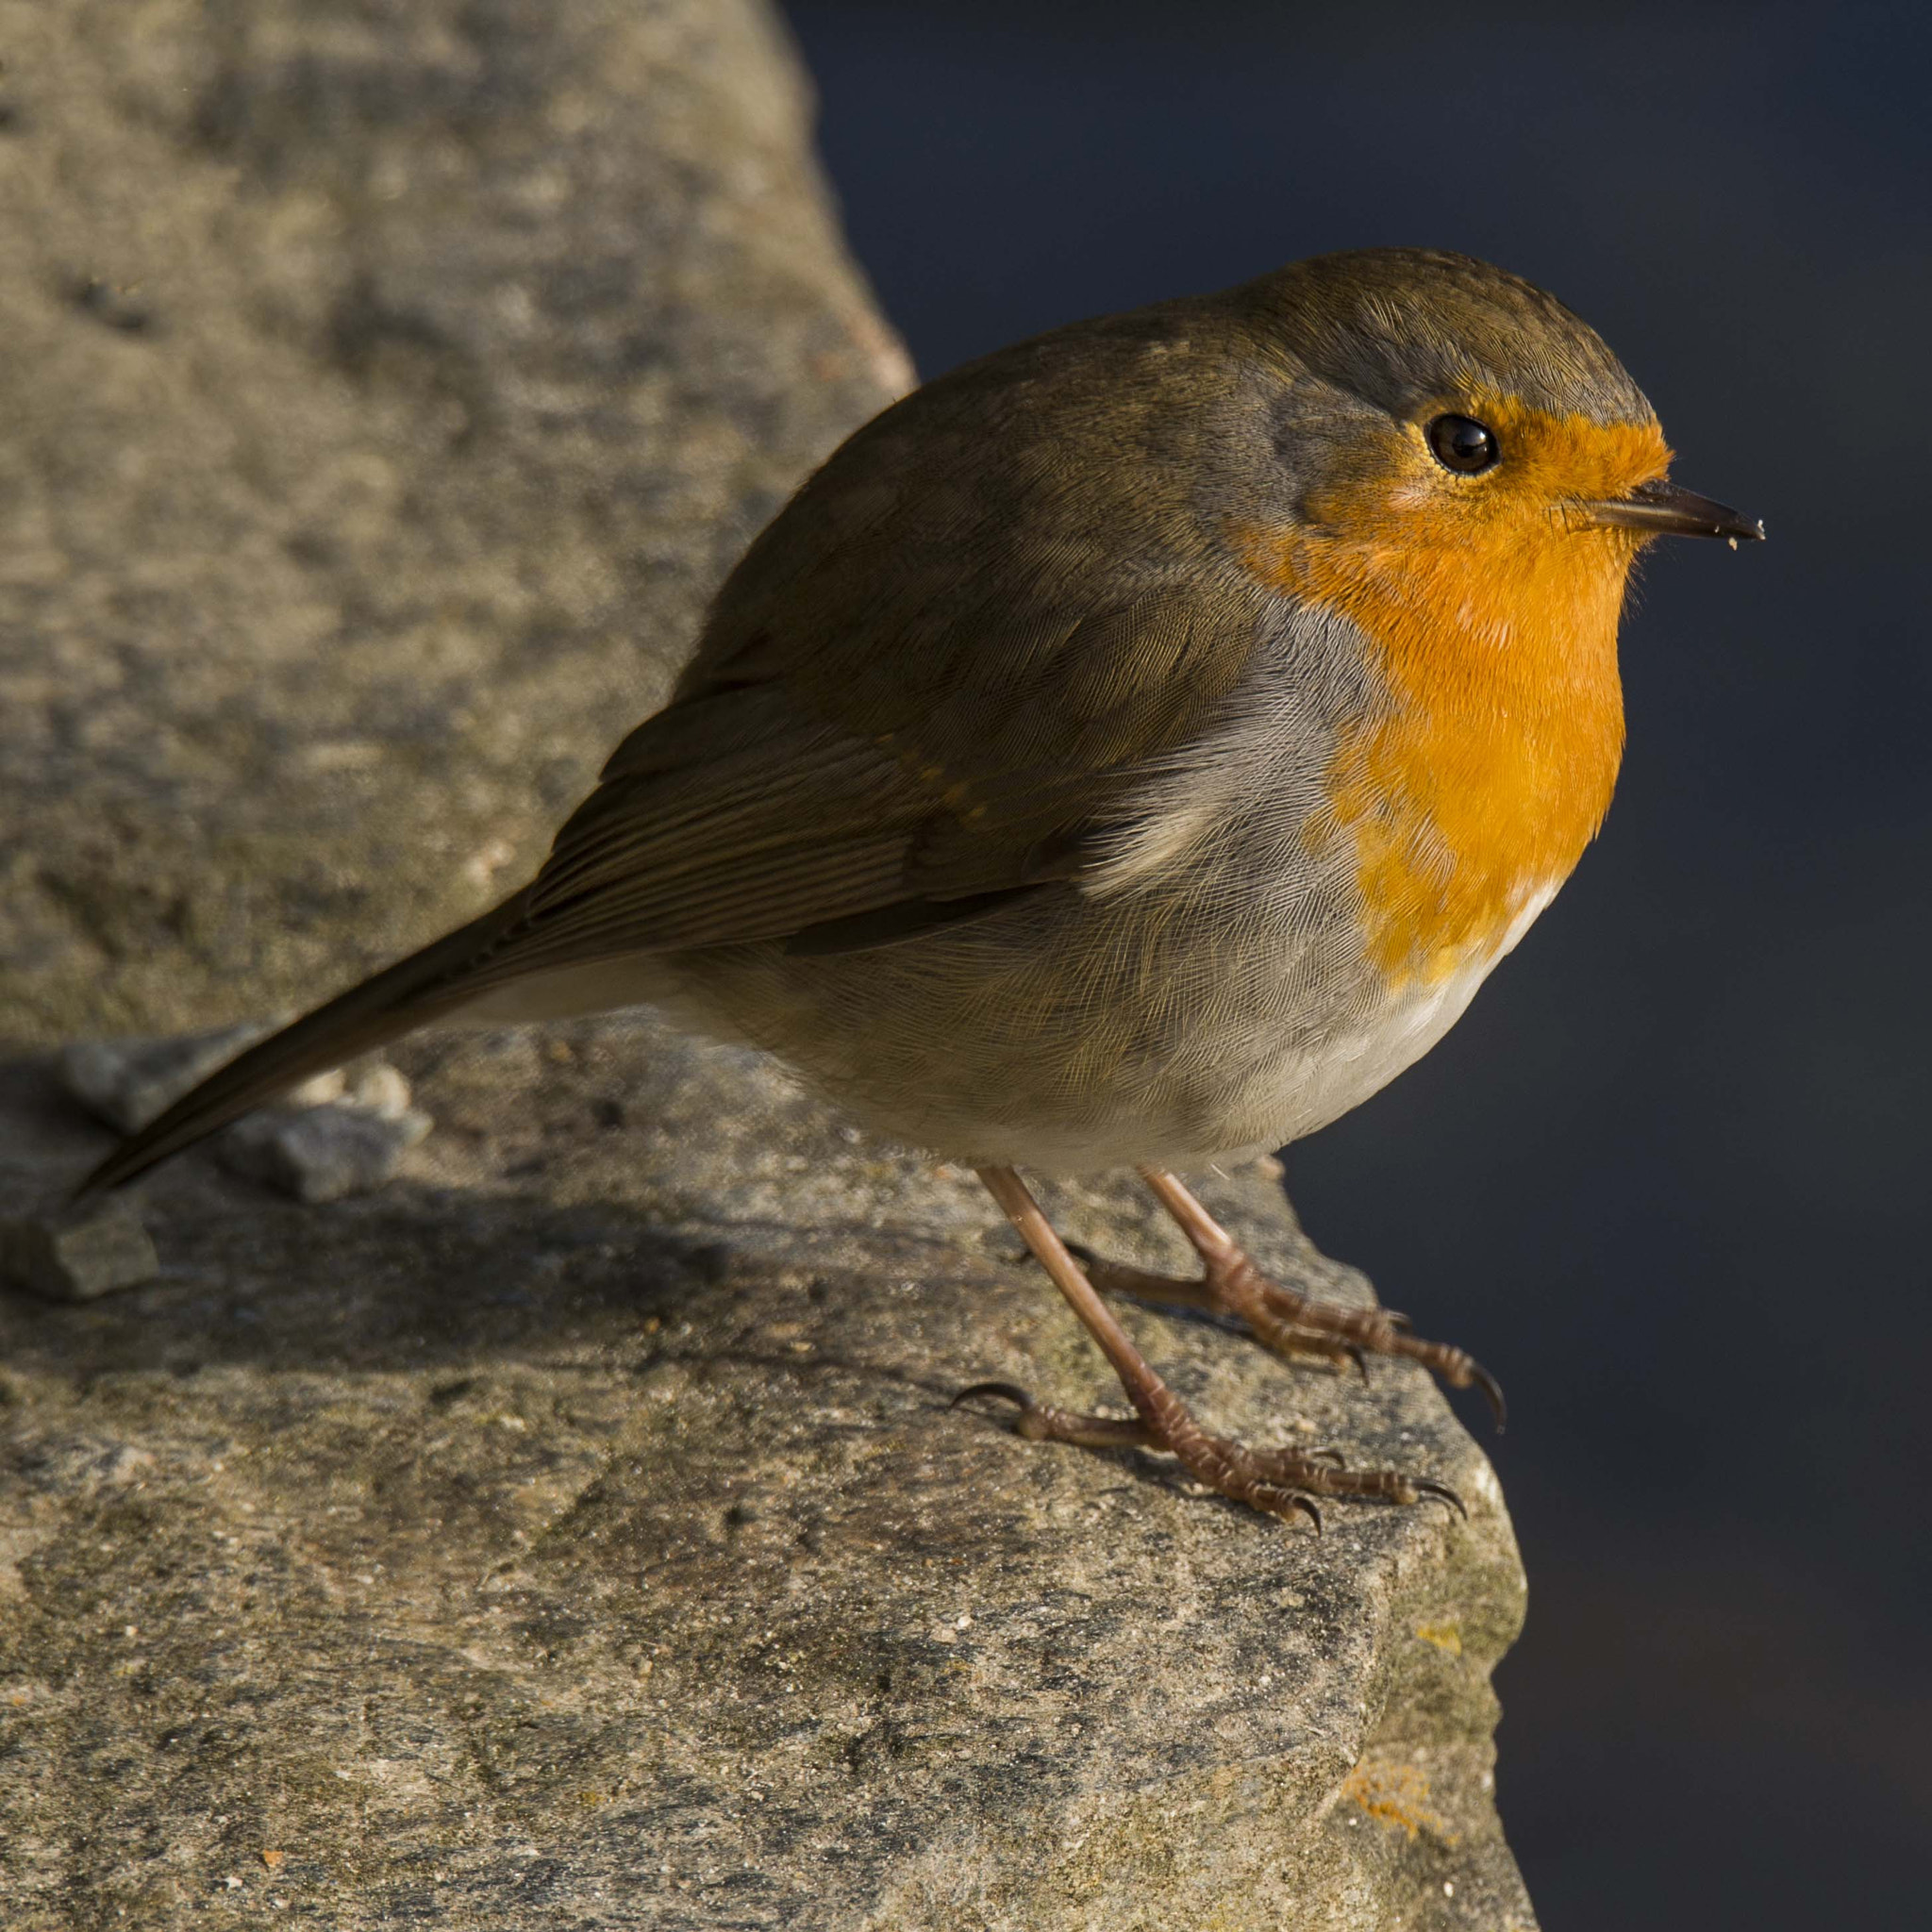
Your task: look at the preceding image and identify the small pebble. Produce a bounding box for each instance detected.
[285,1063,410,1117]
[60,1021,279,1133]
[216,1104,432,1204]
[338,1060,413,1120]
[0,1199,159,1302]
[61,1024,410,1131]
[285,1067,349,1108]
[60,1024,425,1200]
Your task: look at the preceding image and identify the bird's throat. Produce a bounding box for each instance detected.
[1241,508,1633,988]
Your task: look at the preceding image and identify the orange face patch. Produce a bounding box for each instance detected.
[1242,397,1669,985]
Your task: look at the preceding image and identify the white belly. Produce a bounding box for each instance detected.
[458,864,1558,1175]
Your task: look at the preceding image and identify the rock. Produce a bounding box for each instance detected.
[331,1060,415,1121]
[215,1099,433,1202]
[1,1036,1532,1930]
[0,3,1537,1926]
[59,1024,428,1200]
[60,1030,416,1127]
[279,1058,415,1118]
[0,1198,159,1302]
[0,0,908,1049]
[284,1067,351,1109]
[58,1023,280,1134]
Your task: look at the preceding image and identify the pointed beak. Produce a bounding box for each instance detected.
[1575,476,1764,543]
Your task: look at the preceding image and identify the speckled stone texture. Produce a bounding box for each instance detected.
[0,0,906,1043]
[0,3,1537,1926]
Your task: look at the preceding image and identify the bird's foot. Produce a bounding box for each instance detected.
[1074,1241,1505,1429]
[951,1380,1466,1529]
[1064,1241,1352,1371]
[1108,1168,1507,1428]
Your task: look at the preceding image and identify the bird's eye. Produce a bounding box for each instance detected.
[1426,413,1500,475]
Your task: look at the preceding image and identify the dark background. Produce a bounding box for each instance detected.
[781,2,1931,1924]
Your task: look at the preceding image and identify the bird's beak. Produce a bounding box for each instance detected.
[1574,476,1764,543]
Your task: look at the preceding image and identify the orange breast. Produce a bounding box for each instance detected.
[1241,403,1666,987]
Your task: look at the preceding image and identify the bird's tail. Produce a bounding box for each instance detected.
[75,887,533,1197]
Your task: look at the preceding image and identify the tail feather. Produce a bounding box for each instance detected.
[75,889,532,1197]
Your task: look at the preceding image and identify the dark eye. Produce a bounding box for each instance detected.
[1426,413,1500,475]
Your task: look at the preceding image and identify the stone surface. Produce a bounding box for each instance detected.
[323,1060,416,1121]
[215,1095,434,1203]
[0,0,908,1047]
[0,1197,160,1303]
[58,1029,432,1202]
[59,1024,282,1136]
[0,3,1537,1926]
[2,1041,1531,1930]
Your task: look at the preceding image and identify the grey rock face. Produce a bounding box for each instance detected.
[214,1097,434,1203]
[0,3,1537,1927]
[56,1029,432,1205]
[2,1041,1532,1930]
[58,1024,283,1136]
[0,1196,159,1302]
[0,0,908,1046]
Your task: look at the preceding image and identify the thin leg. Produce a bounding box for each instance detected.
[965,1166,1463,1525]
[1134,1166,1505,1426]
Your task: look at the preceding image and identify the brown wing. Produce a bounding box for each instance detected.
[486,586,1253,978]
[494,330,1271,972]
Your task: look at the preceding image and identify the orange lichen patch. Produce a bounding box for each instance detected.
[1242,397,1668,986]
[1414,1620,1463,1656]
[1341,1758,1459,1842]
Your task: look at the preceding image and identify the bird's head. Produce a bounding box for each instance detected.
[1193,249,1763,981]
[1220,248,1759,683]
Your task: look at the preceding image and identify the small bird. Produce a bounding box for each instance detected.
[79,249,1760,1524]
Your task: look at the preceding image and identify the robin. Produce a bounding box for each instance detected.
[79,248,1760,1524]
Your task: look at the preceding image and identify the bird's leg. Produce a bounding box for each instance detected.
[1121,1166,1506,1426]
[963,1165,1464,1525]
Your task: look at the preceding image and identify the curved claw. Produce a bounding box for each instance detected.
[1412,1477,1469,1522]
[1469,1361,1507,1433]
[950,1380,1034,1413]
[1275,1490,1322,1533]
